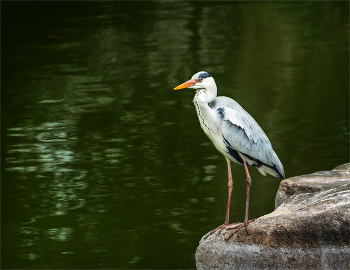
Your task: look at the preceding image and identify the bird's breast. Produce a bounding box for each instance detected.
[193,97,212,134]
[193,97,228,157]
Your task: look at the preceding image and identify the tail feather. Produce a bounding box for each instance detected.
[258,164,284,179]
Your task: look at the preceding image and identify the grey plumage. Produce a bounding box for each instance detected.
[209,97,285,179]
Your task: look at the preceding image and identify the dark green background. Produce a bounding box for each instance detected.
[2,1,349,269]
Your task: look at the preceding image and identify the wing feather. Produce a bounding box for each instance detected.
[218,104,284,177]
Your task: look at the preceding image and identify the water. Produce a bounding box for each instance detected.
[2,2,349,269]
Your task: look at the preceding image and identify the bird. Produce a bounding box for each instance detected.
[173,71,285,240]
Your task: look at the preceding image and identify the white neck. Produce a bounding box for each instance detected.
[193,77,217,104]
[192,78,219,134]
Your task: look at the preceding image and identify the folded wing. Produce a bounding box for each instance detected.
[213,99,284,178]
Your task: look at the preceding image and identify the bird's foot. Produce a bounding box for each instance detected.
[225,219,255,240]
[203,222,241,240]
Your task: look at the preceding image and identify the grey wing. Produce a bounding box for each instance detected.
[218,105,285,178]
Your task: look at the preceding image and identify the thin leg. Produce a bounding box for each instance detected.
[224,159,233,225]
[204,159,255,241]
[226,160,253,240]
[204,159,233,239]
[243,160,251,234]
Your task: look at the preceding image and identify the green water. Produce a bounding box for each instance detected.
[2,2,349,269]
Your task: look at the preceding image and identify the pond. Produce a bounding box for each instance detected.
[2,1,349,269]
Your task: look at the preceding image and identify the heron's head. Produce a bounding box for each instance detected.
[173,71,216,91]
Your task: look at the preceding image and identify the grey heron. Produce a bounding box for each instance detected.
[174,71,285,240]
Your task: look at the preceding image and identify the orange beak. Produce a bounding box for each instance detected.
[173,79,198,90]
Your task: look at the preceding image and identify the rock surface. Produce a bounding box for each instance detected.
[196,163,350,270]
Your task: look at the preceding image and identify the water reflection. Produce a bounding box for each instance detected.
[2,1,348,269]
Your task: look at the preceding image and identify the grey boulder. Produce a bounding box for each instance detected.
[196,163,350,270]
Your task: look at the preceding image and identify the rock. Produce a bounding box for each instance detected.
[275,163,350,208]
[333,163,350,172]
[196,163,350,270]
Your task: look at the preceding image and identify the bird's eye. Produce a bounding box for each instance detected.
[199,78,203,82]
